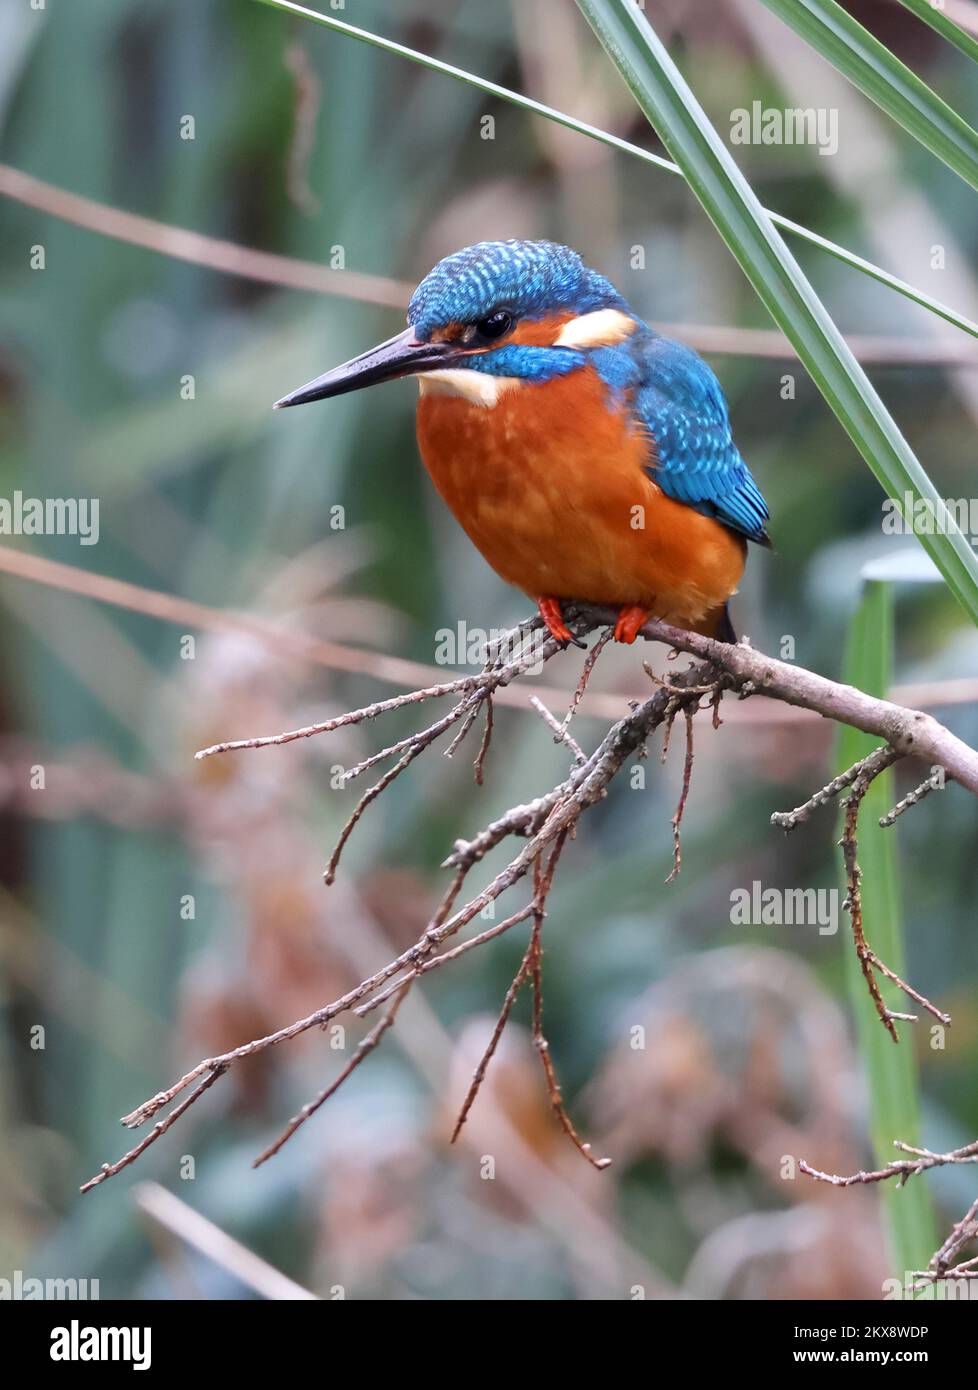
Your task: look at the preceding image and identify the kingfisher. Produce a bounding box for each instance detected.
[274,239,769,645]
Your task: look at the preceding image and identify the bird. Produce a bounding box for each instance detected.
[274,239,770,646]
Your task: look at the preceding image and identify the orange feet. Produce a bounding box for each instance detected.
[613,604,650,644]
[537,596,583,647]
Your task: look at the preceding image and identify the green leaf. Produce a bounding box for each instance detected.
[837,580,937,1286]
[759,0,978,191]
[574,0,978,627]
[898,0,978,66]
[252,0,978,343]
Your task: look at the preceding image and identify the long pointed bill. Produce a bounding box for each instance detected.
[273,327,467,408]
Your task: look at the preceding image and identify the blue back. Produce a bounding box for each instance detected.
[625,332,770,545]
[579,326,770,547]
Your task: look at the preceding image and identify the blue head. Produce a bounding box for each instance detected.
[274,239,641,407]
[408,239,627,338]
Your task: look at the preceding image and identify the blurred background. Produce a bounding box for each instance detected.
[1,0,977,1301]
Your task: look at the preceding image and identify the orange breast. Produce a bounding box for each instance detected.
[415,366,745,630]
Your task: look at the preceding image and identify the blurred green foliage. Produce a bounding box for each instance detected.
[0,0,976,1301]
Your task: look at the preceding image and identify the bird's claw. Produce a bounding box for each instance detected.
[537,597,586,648]
[613,605,650,644]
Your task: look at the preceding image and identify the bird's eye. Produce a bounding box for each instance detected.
[475,309,513,340]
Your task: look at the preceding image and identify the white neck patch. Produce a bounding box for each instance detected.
[417,369,519,409]
[554,308,636,349]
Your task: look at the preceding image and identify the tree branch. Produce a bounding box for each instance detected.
[573,605,978,795]
[81,606,977,1194]
[800,1142,978,1291]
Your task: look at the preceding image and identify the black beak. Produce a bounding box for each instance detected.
[273,327,467,408]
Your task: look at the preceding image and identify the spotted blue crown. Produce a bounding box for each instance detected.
[408,239,627,337]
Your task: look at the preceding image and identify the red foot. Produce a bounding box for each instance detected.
[537,596,575,645]
[613,604,650,644]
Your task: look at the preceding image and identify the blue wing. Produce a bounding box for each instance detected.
[622,334,770,545]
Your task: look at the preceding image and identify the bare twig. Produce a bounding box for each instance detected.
[800,1136,978,1188]
[527,836,612,1171]
[769,743,952,1036]
[659,695,682,764]
[864,950,951,1027]
[353,903,537,1018]
[84,654,704,1187]
[450,835,566,1147]
[450,943,534,1145]
[81,606,976,1191]
[80,1065,227,1193]
[914,1198,978,1289]
[444,704,482,760]
[839,752,902,1041]
[473,697,494,785]
[833,752,951,1038]
[324,745,423,885]
[771,745,892,831]
[530,695,586,764]
[879,771,942,827]
[665,707,695,884]
[198,680,484,760]
[253,983,410,1167]
[561,628,613,735]
[801,1142,978,1289]
[603,610,978,795]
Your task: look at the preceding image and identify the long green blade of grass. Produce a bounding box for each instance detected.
[574,0,978,628]
[759,0,978,191]
[837,580,937,1287]
[898,0,978,66]
[252,0,978,342]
